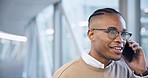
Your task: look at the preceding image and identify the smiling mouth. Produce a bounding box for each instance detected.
[109,46,124,50]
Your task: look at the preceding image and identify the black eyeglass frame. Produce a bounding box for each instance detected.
[90,27,132,40]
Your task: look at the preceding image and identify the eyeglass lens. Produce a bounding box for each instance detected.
[107,27,131,40]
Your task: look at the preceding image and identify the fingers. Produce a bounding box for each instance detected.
[128,41,139,50]
[127,40,144,56]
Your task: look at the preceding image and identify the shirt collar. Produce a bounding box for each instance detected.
[82,52,114,69]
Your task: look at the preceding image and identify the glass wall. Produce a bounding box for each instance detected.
[37,5,54,78]
[0,39,26,63]
[24,5,54,78]
[141,0,148,64]
[62,15,81,64]
[36,5,54,78]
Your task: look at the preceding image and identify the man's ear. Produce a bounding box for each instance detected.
[87,30,95,42]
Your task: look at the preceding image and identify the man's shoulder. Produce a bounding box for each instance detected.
[52,57,81,78]
[57,57,81,72]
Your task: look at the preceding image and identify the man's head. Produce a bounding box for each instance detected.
[88,8,122,28]
[87,8,132,64]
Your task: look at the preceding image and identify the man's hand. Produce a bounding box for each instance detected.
[122,40,147,74]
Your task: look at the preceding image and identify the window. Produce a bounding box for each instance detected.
[141,0,148,63]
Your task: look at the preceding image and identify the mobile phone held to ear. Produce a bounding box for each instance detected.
[122,42,135,62]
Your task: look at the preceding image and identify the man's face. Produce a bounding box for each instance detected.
[88,14,127,61]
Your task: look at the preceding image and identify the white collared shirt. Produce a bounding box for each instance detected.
[82,52,114,69]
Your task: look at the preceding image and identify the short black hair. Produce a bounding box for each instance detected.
[88,8,122,22]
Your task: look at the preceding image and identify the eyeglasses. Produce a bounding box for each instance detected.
[91,27,132,40]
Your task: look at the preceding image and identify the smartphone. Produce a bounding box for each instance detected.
[122,42,135,62]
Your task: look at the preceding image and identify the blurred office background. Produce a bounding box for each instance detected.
[0,0,148,78]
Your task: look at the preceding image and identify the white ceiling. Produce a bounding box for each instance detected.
[0,0,59,36]
[0,0,147,36]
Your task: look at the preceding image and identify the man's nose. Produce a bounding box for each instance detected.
[114,34,124,43]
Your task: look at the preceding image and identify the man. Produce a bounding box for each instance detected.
[52,8,148,78]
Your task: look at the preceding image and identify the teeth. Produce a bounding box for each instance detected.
[109,46,123,50]
[115,47,121,50]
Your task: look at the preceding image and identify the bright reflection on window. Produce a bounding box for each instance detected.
[46,29,54,35]
[144,8,148,13]
[141,27,146,33]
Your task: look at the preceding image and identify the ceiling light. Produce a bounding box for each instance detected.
[0,31,27,42]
